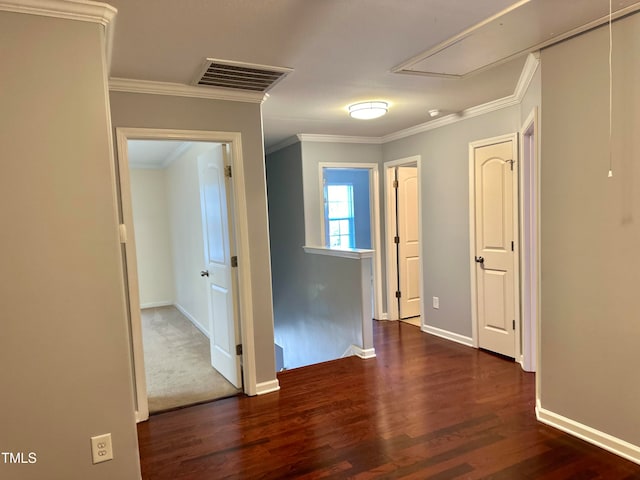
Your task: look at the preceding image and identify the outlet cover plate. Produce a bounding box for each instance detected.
[91,433,113,464]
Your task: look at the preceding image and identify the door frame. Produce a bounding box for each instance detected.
[468,133,521,358]
[519,108,540,373]
[383,155,424,323]
[115,127,257,422]
[317,162,383,320]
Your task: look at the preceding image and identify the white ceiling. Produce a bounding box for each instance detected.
[106,0,640,149]
[396,0,640,77]
[127,140,189,169]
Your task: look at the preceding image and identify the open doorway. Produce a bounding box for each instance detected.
[384,156,424,326]
[519,108,539,373]
[126,140,240,414]
[115,128,254,422]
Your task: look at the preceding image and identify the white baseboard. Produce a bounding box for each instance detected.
[422,325,474,347]
[341,345,354,358]
[342,345,376,359]
[351,345,376,359]
[377,313,389,320]
[536,405,640,465]
[140,301,173,309]
[175,303,209,338]
[255,379,280,395]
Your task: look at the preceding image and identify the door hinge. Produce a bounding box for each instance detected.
[393,179,399,189]
[394,236,400,244]
[512,319,516,330]
[225,165,232,178]
[511,241,514,252]
[395,291,402,299]
[118,224,127,244]
[231,256,238,268]
[235,344,243,355]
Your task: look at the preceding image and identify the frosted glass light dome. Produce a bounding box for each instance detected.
[348,101,388,120]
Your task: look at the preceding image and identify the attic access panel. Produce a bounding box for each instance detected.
[393,0,640,78]
[194,58,292,93]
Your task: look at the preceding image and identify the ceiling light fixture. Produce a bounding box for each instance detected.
[428,109,440,117]
[348,101,388,120]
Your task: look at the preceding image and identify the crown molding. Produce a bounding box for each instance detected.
[382,95,518,144]
[383,52,539,144]
[296,134,383,145]
[266,52,541,153]
[0,0,116,24]
[270,53,541,149]
[161,142,191,168]
[128,142,191,169]
[381,112,463,144]
[265,136,300,155]
[513,51,540,100]
[267,133,382,155]
[109,78,266,104]
[0,0,117,69]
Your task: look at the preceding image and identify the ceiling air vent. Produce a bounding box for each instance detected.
[194,59,292,93]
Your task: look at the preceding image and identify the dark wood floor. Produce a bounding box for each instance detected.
[138,321,640,479]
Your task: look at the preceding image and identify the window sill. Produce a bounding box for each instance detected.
[302,246,374,259]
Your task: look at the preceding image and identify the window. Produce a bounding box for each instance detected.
[325,184,355,248]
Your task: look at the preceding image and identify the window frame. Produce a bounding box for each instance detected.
[324,183,355,249]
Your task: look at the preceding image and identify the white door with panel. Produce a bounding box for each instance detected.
[397,167,421,319]
[472,140,517,358]
[198,145,242,388]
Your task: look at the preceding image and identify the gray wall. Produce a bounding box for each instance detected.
[301,141,386,313]
[540,14,640,445]
[109,92,277,385]
[0,12,140,480]
[267,143,365,369]
[301,142,383,246]
[266,142,306,336]
[382,106,520,337]
[273,252,365,369]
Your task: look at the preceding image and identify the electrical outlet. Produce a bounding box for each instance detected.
[433,296,439,309]
[91,433,113,464]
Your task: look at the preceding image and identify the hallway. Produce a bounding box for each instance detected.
[137,321,640,479]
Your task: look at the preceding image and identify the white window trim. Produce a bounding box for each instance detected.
[325,183,356,248]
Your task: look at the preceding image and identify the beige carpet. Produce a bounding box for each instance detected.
[141,306,240,413]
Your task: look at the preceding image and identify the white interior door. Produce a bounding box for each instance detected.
[397,166,420,319]
[473,140,516,358]
[198,145,241,388]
